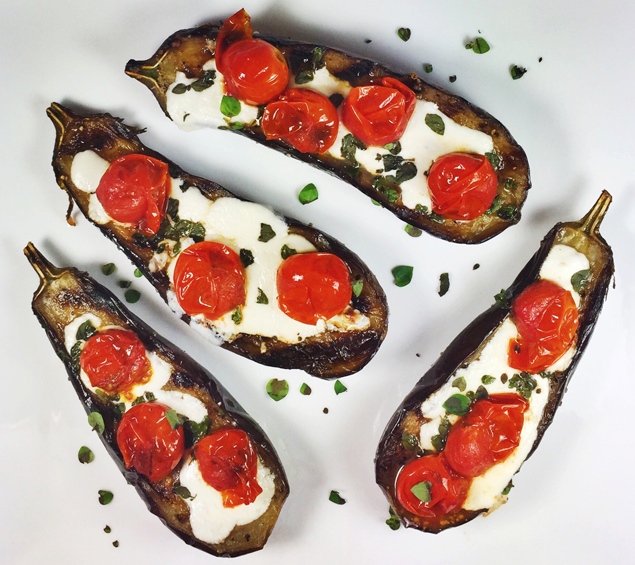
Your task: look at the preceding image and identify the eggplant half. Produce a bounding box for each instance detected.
[125,18,530,244]
[25,243,289,557]
[375,191,614,532]
[47,103,388,379]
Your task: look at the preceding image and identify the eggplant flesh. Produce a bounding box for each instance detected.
[125,24,530,244]
[47,103,388,379]
[25,243,289,557]
[375,191,614,533]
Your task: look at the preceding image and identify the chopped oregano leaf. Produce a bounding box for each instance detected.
[295,69,314,84]
[88,412,105,434]
[386,506,401,530]
[352,280,363,297]
[145,391,156,402]
[240,249,254,268]
[172,83,188,94]
[485,152,501,169]
[494,289,510,309]
[256,288,269,304]
[101,263,116,276]
[431,416,451,451]
[190,70,216,91]
[113,403,126,418]
[125,289,141,303]
[118,280,131,289]
[267,378,289,401]
[475,385,489,401]
[173,484,196,500]
[383,141,402,155]
[449,75,457,83]
[385,188,399,202]
[425,114,445,135]
[281,244,297,259]
[300,383,312,395]
[70,342,82,373]
[183,113,190,122]
[134,268,142,278]
[341,133,366,163]
[131,395,146,407]
[473,263,480,270]
[392,265,413,287]
[329,490,346,505]
[231,307,242,325]
[334,380,347,395]
[481,375,496,385]
[452,377,466,392]
[424,64,433,73]
[404,224,423,238]
[509,372,537,399]
[410,481,432,503]
[486,197,502,217]
[497,206,518,221]
[503,178,518,190]
[401,433,418,450]
[220,95,241,117]
[439,273,450,297]
[112,540,119,548]
[371,198,381,206]
[98,490,113,505]
[502,481,514,496]
[510,65,527,80]
[465,37,490,54]
[165,409,184,430]
[299,183,318,204]
[258,223,276,242]
[183,416,211,447]
[78,446,94,464]
[443,394,470,416]
[397,27,411,42]
[76,320,97,341]
[229,121,244,130]
[571,269,591,293]
[104,525,111,534]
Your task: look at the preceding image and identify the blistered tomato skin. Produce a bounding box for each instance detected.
[80,329,152,394]
[427,153,498,220]
[95,154,170,235]
[173,242,246,320]
[197,429,263,508]
[508,280,579,373]
[215,8,253,75]
[261,89,339,154]
[116,402,185,482]
[277,253,352,325]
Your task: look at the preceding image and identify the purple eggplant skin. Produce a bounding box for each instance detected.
[25,243,289,558]
[375,191,614,533]
[46,103,388,380]
[125,24,530,244]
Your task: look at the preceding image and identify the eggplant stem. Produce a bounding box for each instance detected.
[46,103,75,148]
[125,55,165,88]
[579,190,612,237]
[24,243,64,287]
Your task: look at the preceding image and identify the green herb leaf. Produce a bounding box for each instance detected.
[256,288,269,304]
[125,289,141,304]
[131,395,146,407]
[104,525,111,534]
[183,113,190,122]
[352,280,363,297]
[229,121,244,130]
[295,69,314,84]
[76,320,97,342]
[509,372,537,399]
[258,223,276,242]
[475,384,489,401]
[329,490,346,505]
[341,134,366,163]
[425,114,445,135]
[88,412,105,434]
[452,377,466,392]
[494,289,510,309]
[383,141,402,155]
[439,272,450,297]
[300,383,312,395]
[172,83,188,94]
[98,490,113,505]
[145,391,156,402]
[503,178,518,190]
[485,152,500,169]
[397,27,411,42]
[401,433,419,450]
[571,269,591,293]
[182,416,211,447]
[502,481,514,496]
[165,409,184,430]
[112,540,119,548]
[481,375,496,385]
[410,481,432,503]
[298,183,319,204]
[334,380,347,395]
[190,70,216,92]
[281,244,297,259]
[266,378,289,401]
[443,394,470,416]
[465,37,490,54]
[431,416,451,451]
[70,341,82,373]
[385,188,399,202]
[118,280,131,289]
[473,263,480,270]
[220,95,241,117]
[78,446,94,464]
[231,307,242,325]
[173,484,196,500]
[134,268,142,278]
[497,206,518,221]
[510,65,527,80]
[101,263,116,276]
[386,507,401,530]
[371,198,381,206]
[113,403,126,418]
[424,64,433,73]
[240,249,254,268]
[449,75,457,83]
[392,265,413,287]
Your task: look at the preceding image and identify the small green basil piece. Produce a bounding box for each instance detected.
[231,308,242,325]
[98,490,114,505]
[424,64,433,73]
[485,152,501,169]
[392,265,414,287]
[229,121,244,130]
[295,69,314,84]
[145,391,156,402]
[475,385,489,401]
[431,416,451,452]
[449,75,457,83]
[165,409,184,430]
[171,83,188,94]
[509,372,537,399]
[385,189,399,202]
[401,433,418,450]
[267,378,289,402]
[439,273,450,297]
[88,412,105,434]
[256,288,269,304]
[134,268,142,278]
[78,446,94,464]
[497,206,519,221]
[510,65,527,80]
[173,485,196,500]
[131,395,146,407]
[494,289,510,309]
[118,280,131,289]
[571,269,591,293]
[299,183,319,204]
[443,394,470,416]
[371,198,381,206]
[334,380,347,395]
[329,490,346,505]
[452,377,466,392]
[113,403,126,418]
[280,244,297,259]
[425,114,445,135]
[481,375,496,385]
[124,289,141,304]
[104,525,111,534]
[485,195,502,215]
[410,481,432,503]
[258,223,276,242]
[386,507,401,530]
[240,249,254,268]
[352,280,363,298]
[502,481,514,496]
[76,320,97,341]
[220,95,241,117]
[397,27,411,42]
[183,416,211,447]
[465,37,490,54]
[190,70,216,92]
[101,263,116,276]
[383,141,402,155]
[341,133,366,163]
[70,342,82,373]
[300,383,312,396]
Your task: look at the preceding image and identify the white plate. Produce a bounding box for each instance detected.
[1,1,633,563]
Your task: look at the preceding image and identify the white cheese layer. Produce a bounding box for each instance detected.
[70,150,113,225]
[179,455,275,545]
[539,244,590,307]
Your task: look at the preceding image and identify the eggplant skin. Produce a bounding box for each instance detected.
[375,194,614,533]
[47,103,388,379]
[125,24,531,244]
[26,244,289,557]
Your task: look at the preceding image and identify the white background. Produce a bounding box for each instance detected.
[1,1,633,563]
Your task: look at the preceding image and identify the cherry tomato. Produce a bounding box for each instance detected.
[427,152,498,220]
[196,429,263,508]
[277,253,352,325]
[443,394,528,478]
[341,77,416,147]
[116,402,185,482]
[173,242,246,320]
[396,454,470,518]
[95,154,170,236]
[261,89,339,153]
[80,329,151,394]
[508,280,579,373]
[215,9,253,76]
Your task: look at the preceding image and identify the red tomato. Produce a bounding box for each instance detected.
[277,253,352,325]
[427,152,498,220]
[396,454,470,518]
[341,77,416,146]
[508,280,579,373]
[80,329,151,394]
[95,154,170,235]
[215,9,253,76]
[443,394,528,478]
[196,429,263,508]
[116,402,185,482]
[173,242,246,320]
[261,89,339,153]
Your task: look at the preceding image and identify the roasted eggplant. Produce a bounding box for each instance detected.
[375,191,613,532]
[47,103,388,379]
[125,13,530,244]
[25,243,289,557]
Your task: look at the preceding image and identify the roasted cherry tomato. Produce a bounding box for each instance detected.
[341,77,416,147]
[508,279,579,373]
[261,89,339,153]
[215,8,253,75]
[396,454,470,518]
[427,152,498,220]
[443,394,528,478]
[116,402,185,482]
[95,154,169,236]
[80,329,151,394]
[196,429,263,508]
[173,242,246,320]
[277,252,352,325]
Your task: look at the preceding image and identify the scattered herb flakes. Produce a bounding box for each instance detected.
[452,377,467,392]
[401,433,419,450]
[352,280,364,297]
[473,263,480,270]
[383,141,402,155]
[397,27,411,42]
[425,114,445,135]
[371,198,381,206]
[183,113,190,122]
[88,412,105,434]
[502,481,514,496]
[571,269,591,293]
[231,307,242,325]
[410,481,432,503]
[405,224,422,238]
[475,384,489,401]
[497,206,518,221]
[443,394,471,416]
[240,249,254,268]
[280,244,297,260]
[438,273,450,297]
[334,380,347,395]
[392,265,413,287]
[118,280,132,289]
[494,289,510,309]
[172,83,188,94]
[70,342,82,373]
[300,383,312,396]
[258,223,276,242]
[481,375,496,385]
[113,403,126,418]
[76,320,97,341]
[323,407,329,414]
[509,372,537,399]
[134,268,142,278]
[431,417,451,451]
[191,70,216,91]
[503,178,518,190]
[449,75,457,83]
[386,507,401,530]
[98,490,114,505]
[485,152,501,169]
[220,95,241,117]
[174,484,196,500]
[124,289,141,304]
[183,416,211,447]
[465,37,490,54]
[329,490,346,505]
[298,182,319,204]
[104,526,111,534]
[256,288,269,304]
[267,378,289,401]
[112,540,119,548]
[165,409,185,430]
[229,121,244,130]
[424,64,433,73]
[101,263,116,276]
[295,69,314,84]
[78,446,94,464]
[341,133,366,163]
[485,195,502,216]
[510,65,527,80]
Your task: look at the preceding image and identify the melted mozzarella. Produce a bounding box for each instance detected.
[179,455,276,545]
[70,151,110,193]
[539,244,590,306]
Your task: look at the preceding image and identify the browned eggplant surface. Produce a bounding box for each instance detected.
[375,191,613,533]
[47,103,388,379]
[25,243,289,557]
[125,22,530,244]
